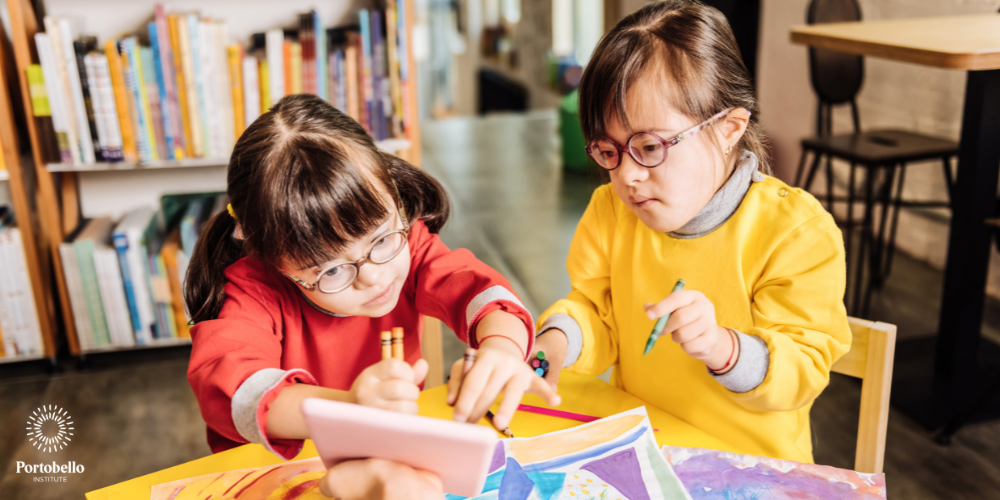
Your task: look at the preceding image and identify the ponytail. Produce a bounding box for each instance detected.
[185,211,245,324]
[387,155,451,234]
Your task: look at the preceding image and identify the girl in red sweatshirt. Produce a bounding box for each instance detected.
[185,94,558,462]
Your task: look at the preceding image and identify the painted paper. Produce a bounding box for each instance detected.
[662,446,887,500]
[449,407,692,500]
[149,457,327,500]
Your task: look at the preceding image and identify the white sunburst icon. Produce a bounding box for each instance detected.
[26,405,74,453]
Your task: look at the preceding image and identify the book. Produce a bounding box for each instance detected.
[300,13,315,95]
[54,18,97,164]
[73,36,103,162]
[141,46,168,159]
[59,222,95,351]
[113,207,156,344]
[155,5,185,160]
[168,15,194,159]
[142,210,174,339]
[359,10,373,134]
[84,53,125,162]
[213,21,235,155]
[314,10,327,101]
[105,40,138,162]
[396,0,411,138]
[266,29,284,105]
[290,41,302,94]
[386,1,404,138]
[74,217,114,348]
[85,218,134,348]
[0,226,43,357]
[25,64,61,163]
[191,16,214,158]
[160,229,190,337]
[228,45,245,138]
[242,54,261,125]
[178,15,203,158]
[40,21,83,165]
[344,35,360,121]
[259,59,271,112]
[148,21,176,160]
[371,11,388,141]
[120,37,157,162]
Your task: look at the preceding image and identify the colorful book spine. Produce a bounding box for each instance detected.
[120,38,154,163]
[213,21,235,155]
[266,29,284,105]
[359,10,374,135]
[344,34,360,123]
[33,35,73,163]
[155,5,185,160]
[283,39,293,97]
[290,41,303,94]
[148,22,175,160]
[57,18,96,163]
[386,1,404,138]
[259,59,271,112]
[397,0,411,137]
[84,53,125,162]
[25,64,62,163]
[300,13,315,95]
[42,18,82,165]
[188,15,211,158]
[168,15,194,159]
[178,16,203,158]
[141,46,168,159]
[315,10,327,101]
[228,45,245,138]
[371,11,388,141]
[105,40,137,163]
[242,55,261,125]
[73,37,103,161]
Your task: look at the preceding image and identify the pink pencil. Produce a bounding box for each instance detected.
[517,404,659,432]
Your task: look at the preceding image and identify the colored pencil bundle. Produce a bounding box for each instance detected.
[33,4,412,166]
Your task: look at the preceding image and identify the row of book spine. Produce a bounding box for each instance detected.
[61,193,224,351]
[0,208,44,360]
[29,2,412,167]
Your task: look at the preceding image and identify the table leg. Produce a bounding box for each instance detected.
[935,69,1000,401]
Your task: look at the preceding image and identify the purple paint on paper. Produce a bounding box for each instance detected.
[580,448,650,500]
[489,441,505,473]
[499,458,534,500]
[673,454,883,500]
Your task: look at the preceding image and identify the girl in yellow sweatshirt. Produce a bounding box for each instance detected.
[533,0,851,463]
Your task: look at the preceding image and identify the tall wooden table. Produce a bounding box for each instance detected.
[792,14,1000,430]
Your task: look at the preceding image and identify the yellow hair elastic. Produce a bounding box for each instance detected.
[227,203,236,219]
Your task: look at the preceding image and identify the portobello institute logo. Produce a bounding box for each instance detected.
[26,405,74,453]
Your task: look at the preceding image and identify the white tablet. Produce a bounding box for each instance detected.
[301,398,498,496]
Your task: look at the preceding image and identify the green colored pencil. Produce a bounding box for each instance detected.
[643,279,686,355]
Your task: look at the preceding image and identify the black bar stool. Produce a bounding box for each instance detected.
[794,0,959,317]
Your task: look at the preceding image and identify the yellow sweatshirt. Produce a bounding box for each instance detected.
[538,176,851,463]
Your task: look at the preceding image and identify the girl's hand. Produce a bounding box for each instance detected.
[644,290,735,371]
[320,458,443,499]
[531,329,568,390]
[446,339,561,432]
[349,358,429,414]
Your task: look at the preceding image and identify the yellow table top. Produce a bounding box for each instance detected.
[790,14,1000,70]
[86,372,732,499]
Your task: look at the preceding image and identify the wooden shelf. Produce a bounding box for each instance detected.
[81,337,192,355]
[46,140,413,173]
[0,353,46,365]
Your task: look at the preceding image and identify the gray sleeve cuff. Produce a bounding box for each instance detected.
[537,314,583,368]
[231,367,312,457]
[710,330,769,393]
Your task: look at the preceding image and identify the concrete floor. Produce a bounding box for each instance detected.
[2,111,1000,498]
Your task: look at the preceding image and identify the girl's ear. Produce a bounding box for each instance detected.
[719,107,751,151]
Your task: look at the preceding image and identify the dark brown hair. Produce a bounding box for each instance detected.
[185,94,450,323]
[578,0,770,174]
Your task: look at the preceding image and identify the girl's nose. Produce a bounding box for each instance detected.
[617,152,648,186]
[354,262,384,289]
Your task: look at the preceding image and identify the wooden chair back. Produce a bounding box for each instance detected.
[830,317,897,474]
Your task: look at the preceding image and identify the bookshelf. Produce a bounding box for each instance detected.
[6,0,441,387]
[0,7,58,367]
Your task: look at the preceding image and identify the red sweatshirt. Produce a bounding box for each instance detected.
[187,221,534,459]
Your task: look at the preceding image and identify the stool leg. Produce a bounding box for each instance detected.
[884,164,907,278]
[845,162,857,275]
[825,154,835,212]
[942,155,956,204]
[794,148,810,188]
[803,152,823,192]
[865,166,897,317]
[853,167,875,316]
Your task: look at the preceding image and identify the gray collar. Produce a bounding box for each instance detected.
[668,151,764,239]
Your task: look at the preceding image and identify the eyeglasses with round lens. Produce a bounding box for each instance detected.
[584,108,735,171]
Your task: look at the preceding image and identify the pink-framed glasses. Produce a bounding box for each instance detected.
[584,108,736,170]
